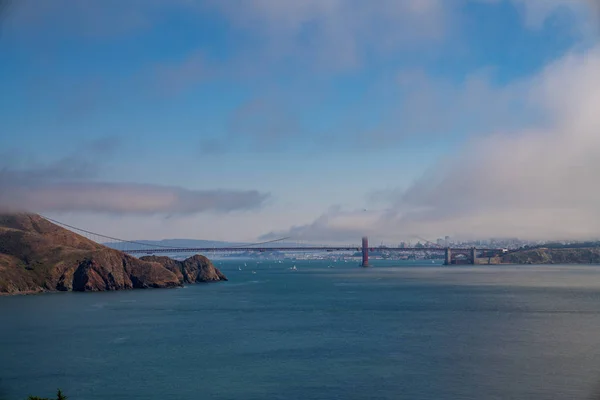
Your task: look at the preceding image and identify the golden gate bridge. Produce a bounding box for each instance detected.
[41,216,505,266]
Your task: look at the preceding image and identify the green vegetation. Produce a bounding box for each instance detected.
[27,389,67,400]
[521,241,600,250]
[502,247,600,264]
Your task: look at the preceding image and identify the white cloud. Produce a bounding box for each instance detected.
[206,0,450,70]
[260,207,382,244]
[3,0,450,69]
[6,0,597,78]
[7,0,597,45]
[267,45,600,242]
[390,68,535,139]
[0,151,269,215]
[0,180,269,215]
[206,0,600,71]
[510,0,599,30]
[4,0,600,242]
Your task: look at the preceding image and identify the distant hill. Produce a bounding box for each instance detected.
[0,213,226,295]
[475,247,600,265]
[500,247,600,264]
[104,239,320,251]
[103,238,243,251]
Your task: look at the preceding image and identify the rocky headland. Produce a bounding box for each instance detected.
[0,213,226,295]
[502,247,600,264]
[140,254,227,283]
[476,247,600,265]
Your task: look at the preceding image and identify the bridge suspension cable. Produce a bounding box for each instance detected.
[41,215,185,249]
[40,215,290,250]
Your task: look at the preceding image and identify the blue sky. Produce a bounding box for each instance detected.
[1,0,600,243]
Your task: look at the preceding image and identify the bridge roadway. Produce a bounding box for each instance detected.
[126,246,500,254]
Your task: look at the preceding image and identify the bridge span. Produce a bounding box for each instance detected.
[125,238,504,266]
[39,216,504,267]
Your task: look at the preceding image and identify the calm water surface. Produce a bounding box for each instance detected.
[3,260,600,399]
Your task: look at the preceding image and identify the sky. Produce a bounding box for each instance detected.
[1,0,600,244]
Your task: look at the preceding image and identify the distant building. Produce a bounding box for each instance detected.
[444,236,450,246]
[436,238,444,246]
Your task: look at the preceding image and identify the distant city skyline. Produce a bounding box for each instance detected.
[1,1,600,243]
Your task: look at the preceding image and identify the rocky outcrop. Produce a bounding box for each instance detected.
[0,213,225,295]
[69,252,181,291]
[140,254,227,283]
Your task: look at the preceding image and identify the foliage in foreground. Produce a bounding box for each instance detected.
[27,389,67,400]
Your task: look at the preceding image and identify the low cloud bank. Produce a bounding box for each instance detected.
[264,46,600,242]
[0,168,268,215]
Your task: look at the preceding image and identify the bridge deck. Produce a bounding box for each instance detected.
[126,247,500,254]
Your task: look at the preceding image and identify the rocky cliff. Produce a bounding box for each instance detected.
[0,213,226,295]
[140,255,227,283]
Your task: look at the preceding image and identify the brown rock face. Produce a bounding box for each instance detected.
[139,256,183,281]
[0,213,222,295]
[70,252,180,291]
[141,254,227,284]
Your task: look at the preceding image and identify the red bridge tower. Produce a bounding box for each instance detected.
[361,237,369,267]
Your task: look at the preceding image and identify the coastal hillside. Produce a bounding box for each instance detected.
[500,247,600,264]
[0,213,226,295]
[476,247,600,264]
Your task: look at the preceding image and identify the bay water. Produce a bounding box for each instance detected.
[3,259,600,399]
